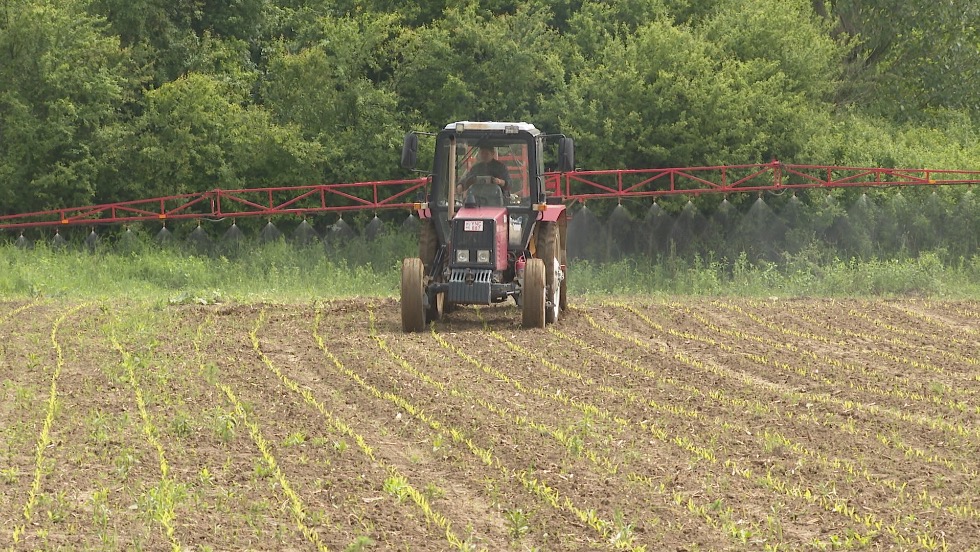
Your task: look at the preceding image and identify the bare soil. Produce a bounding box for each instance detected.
[1,297,978,551]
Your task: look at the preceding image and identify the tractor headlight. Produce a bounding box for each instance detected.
[456,250,470,263]
[476,250,491,264]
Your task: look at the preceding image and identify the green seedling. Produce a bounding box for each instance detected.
[504,508,531,539]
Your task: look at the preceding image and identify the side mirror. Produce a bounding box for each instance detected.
[557,137,574,173]
[401,132,419,169]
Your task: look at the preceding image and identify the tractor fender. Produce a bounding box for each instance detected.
[536,204,566,222]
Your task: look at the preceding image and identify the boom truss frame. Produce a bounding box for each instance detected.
[2,163,979,231]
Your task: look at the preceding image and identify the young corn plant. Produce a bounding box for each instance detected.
[11,304,88,544]
[219,382,330,552]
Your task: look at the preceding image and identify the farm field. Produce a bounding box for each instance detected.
[0,297,978,551]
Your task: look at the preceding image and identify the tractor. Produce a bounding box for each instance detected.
[399,121,574,332]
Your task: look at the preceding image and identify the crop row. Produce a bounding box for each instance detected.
[1,298,976,551]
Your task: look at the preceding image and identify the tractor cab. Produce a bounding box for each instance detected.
[399,121,574,332]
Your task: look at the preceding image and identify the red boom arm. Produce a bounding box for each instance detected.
[2,163,979,230]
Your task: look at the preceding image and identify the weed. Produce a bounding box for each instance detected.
[1,466,19,484]
[344,536,375,552]
[762,431,787,455]
[13,384,34,410]
[138,478,187,524]
[213,412,237,443]
[283,431,307,447]
[483,476,501,508]
[200,363,220,385]
[383,475,411,503]
[609,509,634,547]
[253,459,274,480]
[504,508,531,539]
[114,449,138,479]
[170,411,193,439]
[92,487,111,528]
[87,410,111,445]
[45,490,69,523]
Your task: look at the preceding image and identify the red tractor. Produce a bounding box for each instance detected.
[399,121,574,331]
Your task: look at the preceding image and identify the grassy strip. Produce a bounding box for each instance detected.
[3,241,980,299]
[0,240,405,301]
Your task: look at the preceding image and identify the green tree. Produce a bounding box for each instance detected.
[391,1,565,127]
[699,0,842,101]
[561,18,834,172]
[128,72,321,198]
[0,0,128,214]
[260,11,407,183]
[89,0,266,86]
[816,0,980,118]
[87,0,198,85]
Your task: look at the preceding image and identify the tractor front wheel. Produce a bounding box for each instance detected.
[536,220,564,324]
[522,258,546,329]
[401,258,426,332]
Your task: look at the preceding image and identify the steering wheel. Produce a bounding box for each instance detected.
[466,176,504,207]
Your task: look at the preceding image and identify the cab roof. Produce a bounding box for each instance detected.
[443,121,540,136]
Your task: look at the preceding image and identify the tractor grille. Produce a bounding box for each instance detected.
[448,268,493,303]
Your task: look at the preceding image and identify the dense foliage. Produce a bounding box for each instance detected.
[1,0,978,251]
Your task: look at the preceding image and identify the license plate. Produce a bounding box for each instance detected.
[464,221,484,232]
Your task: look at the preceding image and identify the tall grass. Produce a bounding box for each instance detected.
[2,234,979,301]
[572,251,980,298]
[0,233,416,302]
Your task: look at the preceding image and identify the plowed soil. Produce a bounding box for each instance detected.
[1,297,978,551]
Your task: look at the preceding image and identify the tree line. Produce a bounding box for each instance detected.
[1,0,978,217]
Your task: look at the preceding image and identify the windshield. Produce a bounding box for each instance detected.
[431,135,533,211]
[453,139,530,202]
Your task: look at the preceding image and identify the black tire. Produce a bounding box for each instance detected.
[426,291,444,322]
[522,258,546,329]
[559,215,568,311]
[401,258,426,332]
[419,218,438,273]
[536,221,563,324]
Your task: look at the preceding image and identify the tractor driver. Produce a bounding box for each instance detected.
[457,145,511,197]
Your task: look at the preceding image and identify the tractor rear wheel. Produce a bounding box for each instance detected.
[401,258,426,332]
[559,215,568,311]
[536,221,563,323]
[419,218,437,273]
[522,258,546,329]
